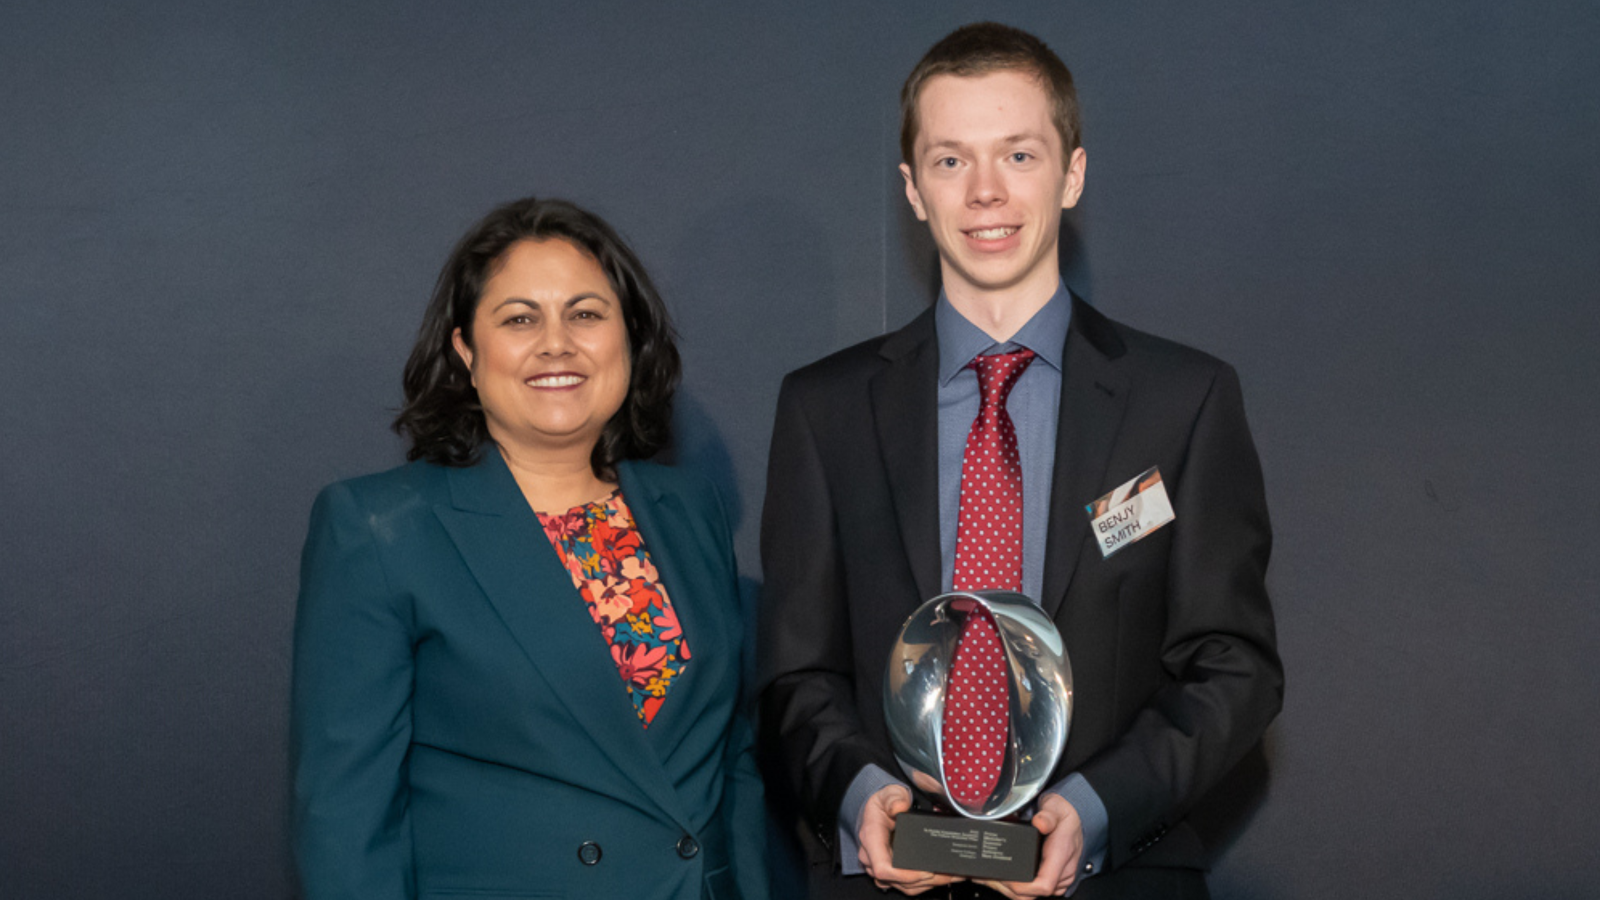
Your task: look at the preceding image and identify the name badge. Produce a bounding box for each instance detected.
[1086,467,1175,559]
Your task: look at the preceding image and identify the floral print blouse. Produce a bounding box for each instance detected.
[537,490,689,727]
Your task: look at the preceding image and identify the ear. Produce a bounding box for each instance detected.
[900,162,929,221]
[451,327,476,387]
[1061,147,1088,209]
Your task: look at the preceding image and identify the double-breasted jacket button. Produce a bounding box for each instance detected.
[577,841,602,866]
[676,834,700,859]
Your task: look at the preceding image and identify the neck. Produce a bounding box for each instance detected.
[942,264,1060,343]
[494,441,615,514]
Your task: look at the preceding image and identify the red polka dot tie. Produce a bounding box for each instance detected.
[943,348,1034,808]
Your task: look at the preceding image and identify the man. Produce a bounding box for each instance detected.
[759,22,1283,900]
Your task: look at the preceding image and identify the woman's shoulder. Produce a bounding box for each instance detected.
[619,460,728,522]
[310,458,452,523]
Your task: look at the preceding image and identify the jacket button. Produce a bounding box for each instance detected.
[677,835,700,859]
[577,841,602,866]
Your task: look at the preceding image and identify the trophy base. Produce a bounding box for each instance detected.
[891,810,1040,882]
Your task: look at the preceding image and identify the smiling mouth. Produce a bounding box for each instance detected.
[967,226,1019,240]
[526,374,585,388]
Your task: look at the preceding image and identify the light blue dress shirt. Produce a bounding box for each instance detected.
[838,284,1109,887]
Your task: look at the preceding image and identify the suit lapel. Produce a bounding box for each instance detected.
[432,452,691,831]
[1042,297,1131,618]
[869,311,943,604]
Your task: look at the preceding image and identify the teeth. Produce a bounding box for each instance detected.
[528,374,584,387]
[970,227,1017,240]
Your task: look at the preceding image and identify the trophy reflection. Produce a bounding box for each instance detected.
[882,591,1072,882]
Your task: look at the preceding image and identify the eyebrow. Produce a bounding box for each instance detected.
[923,132,1051,154]
[491,292,614,312]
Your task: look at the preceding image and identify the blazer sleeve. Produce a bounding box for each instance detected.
[722,706,772,899]
[757,373,894,856]
[703,477,773,900]
[1078,363,1284,868]
[291,482,416,900]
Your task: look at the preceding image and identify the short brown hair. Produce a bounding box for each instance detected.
[900,22,1082,170]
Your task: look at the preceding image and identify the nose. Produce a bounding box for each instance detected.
[536,318,575,357]
[967,159,1006,207]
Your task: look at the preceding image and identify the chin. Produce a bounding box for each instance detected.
[958,268,1030,293]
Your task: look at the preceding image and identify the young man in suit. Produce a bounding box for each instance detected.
[758,22,1283,900]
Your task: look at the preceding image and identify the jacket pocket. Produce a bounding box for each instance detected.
[703,865,735,900]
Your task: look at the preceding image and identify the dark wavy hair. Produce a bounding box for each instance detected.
[394,197,680,477]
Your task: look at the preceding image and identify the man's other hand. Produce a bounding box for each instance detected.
[977,793,1084,899]
[857,784,964,895]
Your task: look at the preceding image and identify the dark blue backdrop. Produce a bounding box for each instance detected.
[3,2,1598,897]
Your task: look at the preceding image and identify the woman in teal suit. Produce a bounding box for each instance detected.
[292,197,768,900]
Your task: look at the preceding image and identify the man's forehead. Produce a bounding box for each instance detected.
[918,68,1050,102]
[914,71,1058,150]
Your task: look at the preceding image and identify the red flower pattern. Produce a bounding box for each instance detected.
[537,490,690,727]
[611,641,669,686]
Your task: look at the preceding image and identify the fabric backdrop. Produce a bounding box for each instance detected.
[3,2,1597,897]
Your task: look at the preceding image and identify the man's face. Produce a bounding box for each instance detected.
[901,70,1087,304]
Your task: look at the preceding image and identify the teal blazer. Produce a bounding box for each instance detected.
[291,453,768,900]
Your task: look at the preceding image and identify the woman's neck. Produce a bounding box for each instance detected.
[495,443,616,514]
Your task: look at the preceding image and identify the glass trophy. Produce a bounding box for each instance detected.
[881,591,1073,881]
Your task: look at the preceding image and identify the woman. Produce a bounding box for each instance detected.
[291,197,768,900]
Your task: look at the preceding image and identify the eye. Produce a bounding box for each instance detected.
[1010,152,1033,163]
[936,156,959,169]
[505,313,533,326]
[572,309,604,321]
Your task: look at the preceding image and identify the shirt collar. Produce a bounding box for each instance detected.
[935,281,1072,386]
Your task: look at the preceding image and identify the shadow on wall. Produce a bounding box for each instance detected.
[888,163,940,318]
[1060,205,1092,300]
[664,390,760,679]
[667,392,744,529]
[662,389,759,680]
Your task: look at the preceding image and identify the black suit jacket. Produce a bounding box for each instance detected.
[757,296,1283,896]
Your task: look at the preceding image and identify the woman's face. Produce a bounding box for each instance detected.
[452,238,631,464]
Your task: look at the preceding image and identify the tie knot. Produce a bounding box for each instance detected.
[968,348,1035,409]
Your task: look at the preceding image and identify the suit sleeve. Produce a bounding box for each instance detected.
[1077,364,1284,868]
[757,374,895,856]
[291,483,416,900]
